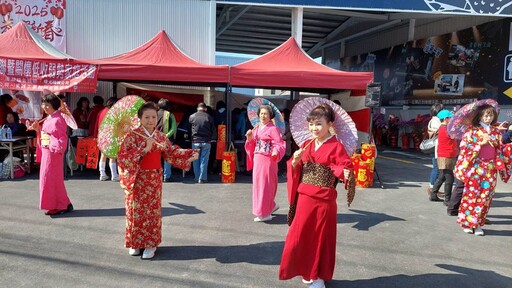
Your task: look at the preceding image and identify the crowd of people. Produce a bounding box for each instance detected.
[11,92,512,288]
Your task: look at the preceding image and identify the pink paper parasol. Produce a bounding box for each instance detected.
[58,100,78,130]
[247,98,286,134]
[98,95,144,158]
[447,99,499,139]
[290,97,358,156]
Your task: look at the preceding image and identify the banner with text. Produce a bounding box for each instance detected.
[0,57,98,93]
[0,0,66,51]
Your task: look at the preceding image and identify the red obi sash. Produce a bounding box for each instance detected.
[140,151,161,169]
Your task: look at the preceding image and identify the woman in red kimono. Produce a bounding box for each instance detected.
[117,102,198,259]
[245,104,285,222]
[279,103,353,288]
[29,93,73,215]
[454,104,511,236]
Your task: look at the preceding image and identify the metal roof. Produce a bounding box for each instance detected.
[215,4,497,57]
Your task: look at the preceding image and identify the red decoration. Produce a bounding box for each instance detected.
[221,151,236,183]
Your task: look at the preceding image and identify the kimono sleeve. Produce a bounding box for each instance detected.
[245,131,256,171]
[118,132,145,190]
[286,151,303,205]
[454,130,480,183]
[48,117,67,154]
[270,126,286,161]
[328,142,354,182]
[163,140,195,171]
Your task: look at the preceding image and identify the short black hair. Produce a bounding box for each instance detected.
[307,104,335,123]
[42,93,61,110]
[0,94,13,105]
[138,101,159,118]
[158,98,172,112]
[93,95,104,105]
[76,97,90,108]
[105,97,118,108]
[431,103,443,117]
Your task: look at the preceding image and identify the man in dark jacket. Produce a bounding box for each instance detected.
[189,102,215,183]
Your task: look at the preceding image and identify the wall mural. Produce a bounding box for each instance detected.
[340,19,510,106]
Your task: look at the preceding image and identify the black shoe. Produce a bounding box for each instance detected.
[67,203,74,212]
[447,211,458,216]
[429,194,443,202]
[198,180,208,184]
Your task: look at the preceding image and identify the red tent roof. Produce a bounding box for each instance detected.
[230,37,373,90]
[93,31,229,85]
[0,22,74,60]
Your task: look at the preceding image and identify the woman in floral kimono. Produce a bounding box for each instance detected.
[245,104,285,222]
[118,102,198,259]
[29,93,73,216]
[279,104,353,288]
[454,104,511,236]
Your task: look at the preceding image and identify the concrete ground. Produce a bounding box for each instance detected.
[0,149,511,288]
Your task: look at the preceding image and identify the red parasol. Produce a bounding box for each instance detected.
[98,95,144,158]
[447,99,500,139]
[247,97,286,134]
[290,97,358,156]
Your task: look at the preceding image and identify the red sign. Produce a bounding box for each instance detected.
[0,57,98,92]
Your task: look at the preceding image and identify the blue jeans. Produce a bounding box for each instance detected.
[163,161,172,180]
[192,142,211,182]
[429,157,439,186]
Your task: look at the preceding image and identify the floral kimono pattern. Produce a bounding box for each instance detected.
[118,127,195,249]
[454,126,512,229]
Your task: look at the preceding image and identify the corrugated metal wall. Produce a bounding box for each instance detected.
[65,0,215,109]
[343,16,498,57]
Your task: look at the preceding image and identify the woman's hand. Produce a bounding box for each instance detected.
[28,120,40,132]
[143,137,155,154]
[497,122,509,130]
[245,129,253,141]
[187,149,200,163]
[291,149,303,167]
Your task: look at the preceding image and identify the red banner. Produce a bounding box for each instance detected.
[0,58,98,92]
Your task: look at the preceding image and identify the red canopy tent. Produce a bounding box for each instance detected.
[229,37,374,138]
[0,22,98,93]
[92,31,229,86]
[229,37,373,91]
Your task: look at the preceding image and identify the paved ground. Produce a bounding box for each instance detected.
[1,148,511,288]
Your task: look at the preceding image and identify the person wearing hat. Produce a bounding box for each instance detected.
[189,102,215,183]
[429,109,457,203]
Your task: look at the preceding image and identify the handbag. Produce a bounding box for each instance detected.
[420,135,437,154]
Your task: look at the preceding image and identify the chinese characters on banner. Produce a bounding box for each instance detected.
[0,0,66,52]
[0,57,98,93]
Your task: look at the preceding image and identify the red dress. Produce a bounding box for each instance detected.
[279,137,353,281]
[117,127,195,249]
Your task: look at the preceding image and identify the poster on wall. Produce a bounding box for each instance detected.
[1,89,42,120]
[434,74,464,95]
[0,0,66,51]
[340,20,507,106]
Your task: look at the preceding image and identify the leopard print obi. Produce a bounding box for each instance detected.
[301,162,338,188]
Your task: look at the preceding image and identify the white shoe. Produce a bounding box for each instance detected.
[302,278,313,284]
[111,176,120,182]
[310,279,325,288]
[253,215,272,222]
[272,204,280,214]
[474,226,484,236]
[463,228,474,234]
[100,175,109,181]
[128,248,140,256]
[142,247,156,259]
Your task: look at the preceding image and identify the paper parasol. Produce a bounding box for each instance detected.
[290,97,358,156]
[247,98,286,135]
[98,95,144,158]
[447,99,499,139]
[58,101,78,130]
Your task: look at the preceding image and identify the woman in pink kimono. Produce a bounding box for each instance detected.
[245,104,285,222]
[30,93,73,215]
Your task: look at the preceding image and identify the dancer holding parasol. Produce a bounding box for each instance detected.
[117,102,198,259]
[450,100,511,236]
[279,99,356,288]
[245,98,286,222]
